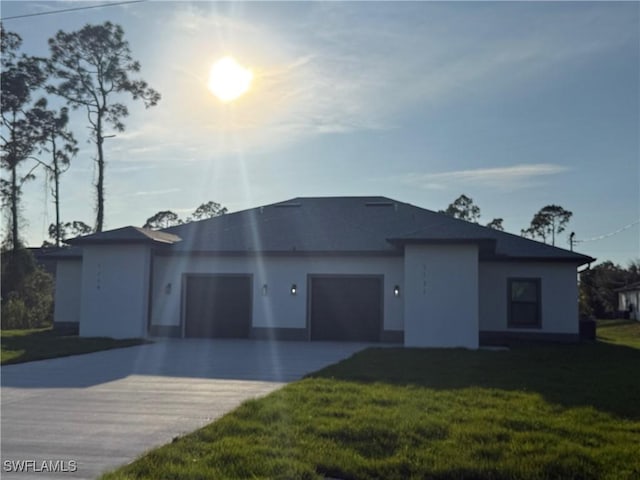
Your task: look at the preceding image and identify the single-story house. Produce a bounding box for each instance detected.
[616,282,640,321]
[51,196,594,348]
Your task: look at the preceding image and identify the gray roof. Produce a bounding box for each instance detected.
[68,226,181,246]
[615,282,640,293]
[154,196,594,265]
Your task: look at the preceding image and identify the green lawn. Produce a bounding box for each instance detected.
[597,318,640,348]
[104,322,640,480]
[1,327,146,365]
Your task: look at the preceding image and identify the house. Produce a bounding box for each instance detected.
[616,282,640,321]
[51,196,594,348]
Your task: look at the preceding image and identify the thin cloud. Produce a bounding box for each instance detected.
[402,164,570,190]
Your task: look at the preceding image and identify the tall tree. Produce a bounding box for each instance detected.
[441,194,481,223]
[47,22,160,232]
[521,205,572,246]
[143,211,182,230]
[33,106,78,247]
[187,200,228,222]
[486,218,504,231]
[43,220,92,247]
[0,27,48,251]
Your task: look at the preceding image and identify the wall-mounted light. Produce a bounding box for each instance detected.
[394,285,401,297]
[165,283,172,295]
[262,284,268,296]
[290,283,297,296]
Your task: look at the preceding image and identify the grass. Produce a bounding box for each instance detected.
[102,321,640,480]
[1,327,147,365]
[597,318,640,348]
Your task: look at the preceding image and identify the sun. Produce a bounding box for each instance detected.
[207,56,253,103]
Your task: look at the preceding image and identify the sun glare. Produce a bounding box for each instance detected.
[208,56,253,103]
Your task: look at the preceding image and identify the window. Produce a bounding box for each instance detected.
[508,278,541,328]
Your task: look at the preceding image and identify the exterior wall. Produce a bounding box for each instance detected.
[79,245,151,339]
[479,262,579,334]
[150,255,404,337]
[403,245,479,349]
[619,291,640,321]
[53,259,82,326]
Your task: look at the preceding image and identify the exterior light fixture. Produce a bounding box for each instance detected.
[291,283,297,295]
[262,284,268,296]
[394,285,400,297]
[165,283,172,295]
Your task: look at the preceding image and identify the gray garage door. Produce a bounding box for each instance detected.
[310,276,382,342]
[185,275,252,338]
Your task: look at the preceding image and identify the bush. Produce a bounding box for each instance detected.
[1,249,54,329]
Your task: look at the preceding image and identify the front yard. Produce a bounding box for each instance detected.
[1,327,146,365]
[103,320,640,480]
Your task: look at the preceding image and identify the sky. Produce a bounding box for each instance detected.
[2,1,639,266]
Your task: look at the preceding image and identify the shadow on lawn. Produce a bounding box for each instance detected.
[309,341,640,420]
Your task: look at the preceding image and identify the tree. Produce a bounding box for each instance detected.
[43,220,92,246]
[33,106,78,247]
[143,211,182,229]
[47,22,160,232]
[0,27,48,251]
[521,205,572,246]
[187,201,228,222]
[486,218,504,231]
[440,194,481,223]
[579,260,640,318]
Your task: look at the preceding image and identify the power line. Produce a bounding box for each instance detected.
[2,1,145,21]
[575,219,640,243]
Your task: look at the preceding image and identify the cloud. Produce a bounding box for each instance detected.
[401,163,570,190]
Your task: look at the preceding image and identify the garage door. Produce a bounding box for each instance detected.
[310,276,382,342]
[185,275,252,338]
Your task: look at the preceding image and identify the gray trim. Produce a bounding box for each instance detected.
[381,330,404,343]
[250,327,308,341]
[53,322,79,335]
[480,330,579,345]
[149,325,182,337]
[155,250,403,258]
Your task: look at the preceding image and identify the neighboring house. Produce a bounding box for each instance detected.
[616,282,640,321]
[51,197,594,348]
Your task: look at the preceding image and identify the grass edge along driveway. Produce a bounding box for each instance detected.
[1,327,146,365]
[103,320,640,480]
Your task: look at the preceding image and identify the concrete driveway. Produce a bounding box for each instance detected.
[1,339,370,480]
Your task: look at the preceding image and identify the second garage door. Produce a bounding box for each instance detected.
[185,275,252,338]
[310,276,382,342]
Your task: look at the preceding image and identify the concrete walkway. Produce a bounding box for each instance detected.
[1,340,370,480]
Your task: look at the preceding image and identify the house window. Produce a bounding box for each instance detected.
[508,278,541,328]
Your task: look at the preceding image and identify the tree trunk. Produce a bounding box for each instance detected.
[10,164,19,251]
[52,136,61,247]
[95,114,105,233]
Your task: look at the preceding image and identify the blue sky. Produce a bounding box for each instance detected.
[2,1,639,265]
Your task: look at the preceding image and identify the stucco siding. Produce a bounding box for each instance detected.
[479,262,579,333]
[403,245,479,349]
[79,245,150,339]
[150,255,404,335]
[53,259,82,325]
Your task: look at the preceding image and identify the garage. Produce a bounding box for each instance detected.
[309,276,382,342]
[184,275,252,338]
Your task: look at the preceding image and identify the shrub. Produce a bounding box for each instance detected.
[1,249,54,329]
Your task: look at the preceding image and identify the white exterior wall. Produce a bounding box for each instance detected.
[79,245,151,338]
[53,259,82,325]
[619,291,640,321]
[150,255,404,334]
[403,245,479,349]
[479,262,579,333]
